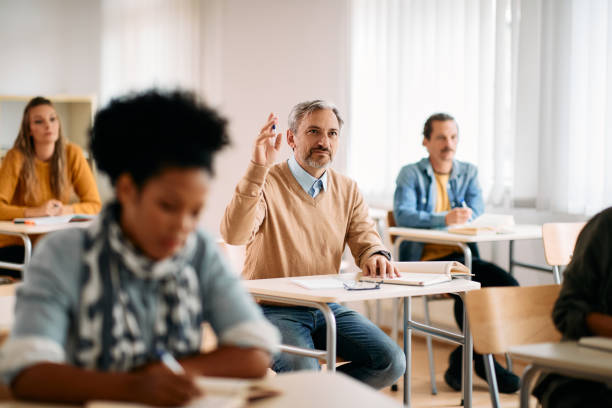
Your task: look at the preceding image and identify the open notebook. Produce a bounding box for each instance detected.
[447,213,515,235]
[359,261,471,286]
[86,376,281,408]
[13,214,95,225]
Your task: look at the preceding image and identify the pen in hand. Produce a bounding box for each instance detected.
[158,351,185,375]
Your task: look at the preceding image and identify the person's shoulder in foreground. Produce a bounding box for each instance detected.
[534,207,612,408]
[0,89,279,407]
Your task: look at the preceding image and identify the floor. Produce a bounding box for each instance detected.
[379,334,538,408]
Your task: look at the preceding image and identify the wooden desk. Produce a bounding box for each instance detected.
[388,224,550,277]
[244,274,480,407]
[0,371,400,408]
[510,342,612,408]
[0,221,92,273]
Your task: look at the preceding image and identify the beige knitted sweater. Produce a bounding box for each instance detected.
[221,160,387,280]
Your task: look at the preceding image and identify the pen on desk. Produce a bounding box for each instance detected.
[13,220,35,225]
[158,351,185,375]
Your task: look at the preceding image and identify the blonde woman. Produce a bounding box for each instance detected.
[0,97,101,278]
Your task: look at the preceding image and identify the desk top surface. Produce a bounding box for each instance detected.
[244,273,480,303]
[0,221,92,235]
[0,371,399,408]
[388,224,542,243]
[510,342,612,378]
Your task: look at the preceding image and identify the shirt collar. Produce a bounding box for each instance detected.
[287,154,328,195]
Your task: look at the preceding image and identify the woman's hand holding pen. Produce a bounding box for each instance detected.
[24,199,64,217]
[253,113,282,167]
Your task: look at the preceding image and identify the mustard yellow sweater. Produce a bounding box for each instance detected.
[0,143,101,247]
[221,161,387,280]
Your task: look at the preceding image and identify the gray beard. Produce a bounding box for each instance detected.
[305,155,332,169]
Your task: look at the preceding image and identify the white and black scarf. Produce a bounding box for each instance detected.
[74,202,203,371]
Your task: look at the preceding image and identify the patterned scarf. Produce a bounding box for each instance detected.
[74,202,203,371]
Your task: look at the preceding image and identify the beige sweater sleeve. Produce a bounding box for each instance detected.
[346,185,389,268]
[220,161,269,245]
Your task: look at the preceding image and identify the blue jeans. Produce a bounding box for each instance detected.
[261,303,405,389]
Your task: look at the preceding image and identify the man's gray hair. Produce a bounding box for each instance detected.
[288,100,344,133]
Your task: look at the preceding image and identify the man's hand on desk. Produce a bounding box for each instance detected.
[445,207,472,226]
[362,255,400,278]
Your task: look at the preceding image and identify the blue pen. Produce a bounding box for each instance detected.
[157,350,185,375]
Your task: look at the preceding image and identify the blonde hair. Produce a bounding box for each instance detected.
[13,97,67,203]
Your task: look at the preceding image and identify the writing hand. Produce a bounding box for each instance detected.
[129,365,201,407]
[445,208,472,226]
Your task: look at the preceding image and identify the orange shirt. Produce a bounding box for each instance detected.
[421,172,459,261]
[0,143,101,247]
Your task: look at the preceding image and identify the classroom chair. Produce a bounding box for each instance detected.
[542,222,585,283]
[386,211,439,395]
[465,285,562,408]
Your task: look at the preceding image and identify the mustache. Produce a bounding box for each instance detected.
[441,148,454,153]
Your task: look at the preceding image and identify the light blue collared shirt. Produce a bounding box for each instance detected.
[287,155,328,198]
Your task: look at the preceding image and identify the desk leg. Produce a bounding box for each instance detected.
[457,243,472,271]
[459,292,472,408]
[403,296,411,407]
[519,364,540,408]
[319,302,337,371]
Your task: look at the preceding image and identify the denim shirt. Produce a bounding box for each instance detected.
[393,158,484,261]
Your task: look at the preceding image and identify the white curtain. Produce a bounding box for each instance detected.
[516,0,612,215]
[100,0,223,105]
[349,0,515,206]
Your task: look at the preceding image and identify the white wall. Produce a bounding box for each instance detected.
[0,0,101,97]
[200,0,351,233]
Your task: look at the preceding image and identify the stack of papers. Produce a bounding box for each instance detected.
[290,278,344,290]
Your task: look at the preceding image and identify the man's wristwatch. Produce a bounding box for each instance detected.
[370,250,392,261]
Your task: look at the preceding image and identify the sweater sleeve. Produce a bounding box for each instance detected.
[220,161,268,245]
[346,184,389,269]
[65,145,101,215]
[0,149,27,220]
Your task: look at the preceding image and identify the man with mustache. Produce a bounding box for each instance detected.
[393,113,520,393]
[222,100,405,389]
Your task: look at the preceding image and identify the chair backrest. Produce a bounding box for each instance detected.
[465,285,562,355]
[542,222,586,267]
[386,211,397,244]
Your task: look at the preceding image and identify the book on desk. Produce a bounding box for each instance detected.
[359,261,471,286]
[447,213,516,235]
[13,214,95,226]
[86,376,281,408]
